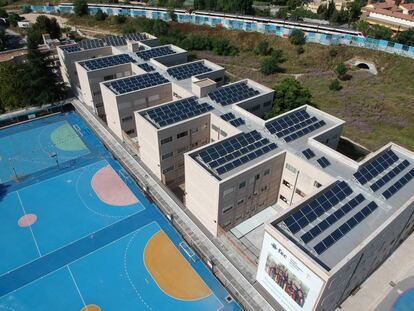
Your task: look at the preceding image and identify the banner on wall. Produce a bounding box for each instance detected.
[256,232,324,311]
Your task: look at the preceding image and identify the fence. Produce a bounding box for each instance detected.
[29,4,414,59]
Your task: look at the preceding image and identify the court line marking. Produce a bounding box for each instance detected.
[67,265,86,308]
[0,219,157,299]
[16,191,42,257]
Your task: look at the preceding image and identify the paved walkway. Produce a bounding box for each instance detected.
[72,99,277,311]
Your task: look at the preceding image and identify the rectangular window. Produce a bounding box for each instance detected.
[122,116,133,123]
[160,137,172,145]
[279,194,289,204]
[237,199,245,205]
[295,188,306,197]
[148,94,160,102]
[255,174,260,180]
[282,179,292,189]
[264,169,270,176]
[285,163,298,174]
[162,165,174,174]
[239,181,246,189]
[223,187,234,197]
[104,74,115,81]
[250,104,260,112]
[125,129,135,134]
[177,131,188,139]
[211,124,220,132]
[191,127,199,134]
[162,152,173,160]
[263,101,272,107]
[220,130,227,137]
[223,205,233,214]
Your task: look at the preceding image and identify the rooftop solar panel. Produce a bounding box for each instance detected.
[265,109,326,142]
[61,44,81,53]
[302,148,315,159]
[313,201,378,254]
[230,118,245,127]
[354,150,399,185]
[282,181,353,234]
[137,63,155,72]
[220,112,236,121]
[208,82,259,106]
[167,62,212,80]
[102,35,127,46]
[317,157,331,168]
[78,39,104,50]
[370,160,410,192]
[81,54,136,71]
[107,72,169,95]
[123,32,148,42]
[220,112,245,127]
[137,46,176,61]
[382,168,414,199]
[195,131,277,176]
[143,96,214,128]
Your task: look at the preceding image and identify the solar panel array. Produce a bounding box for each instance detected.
[302,148,315,159]
[313,201,378,255]
[196,131,277,176]
[300,194,366,244]
[123,32,148,42]
[282,181,353,234]
[167,62,212,80]
[81,54,135,71]
[137,46,176,61]
[370,160,410,192]
[78,39,104,50]
[138,63,155,72]
[143,97,213,128]
[61,44,81,53]
[317,157,331,168]
[102,35,127,46]
[354,150,399,185]
[208,82,259,106]
[382,169,414,199]
[265,109,326,143]
[107,72,169,95]
[220,112,245,127]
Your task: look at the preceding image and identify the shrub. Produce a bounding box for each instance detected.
[336,62,348,80]
[73,0,88,17]
[111,15,127,25]
[212,37,238,56]
[254,40,272,56]
[296,46,305,54]
[289,29,306,45]
[260,49,285,75]
[329,79,342,91]
[329,48,338,57]
[95,9,107,21]
[0,8,8,18]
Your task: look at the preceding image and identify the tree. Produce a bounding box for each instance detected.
[73,0,88,16]
[167,6,177,21]
[212,37,238,56]
[95,9,107,21]
[7,13,22,27]
[254,40,272,56]
[289,29,306,45]
[0,28,5,50]
[0,62,27,111]
[395,28,414,46]
[0,8,8,18]
[329,79,342,91]
[260,49,285,75]
[34,15,61,39]
[266,78,313,118]
[111,14,127,24]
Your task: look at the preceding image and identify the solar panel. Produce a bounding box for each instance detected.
[370,160,410,192]
[61,44,81,53]
[137,63,155,72]
[300,193,365,244]
[265,109,326,142]
[208,82,259,106]
[137,46,176,61]
[230,118,245,127]
[102,35,127,46]
[81,54,135,71]
[78,39,104,50]
[107,72,169,95]
[221,112,236,121]
[382,168,414,199]
[317,157,331,168]
[313,201,378,254]
[196,130,277,176]
[282,181,353,234]
[220,112,245,127]
[123,32,148,42]
[354,150,399,185]
[302,148,315,159]
[167,62,212,80]
[143,97,214,128]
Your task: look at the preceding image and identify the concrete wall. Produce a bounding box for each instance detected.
[278,152,335,208]
[101,82,173,139]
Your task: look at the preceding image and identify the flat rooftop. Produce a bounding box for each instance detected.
[104,72,170,95]
[167,60,213,81]
[79,53,136,71]
[140,96,214,129]
[208,81,260,106]
[136,45,176,61]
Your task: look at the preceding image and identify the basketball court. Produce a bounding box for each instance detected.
[0,112,240,310]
